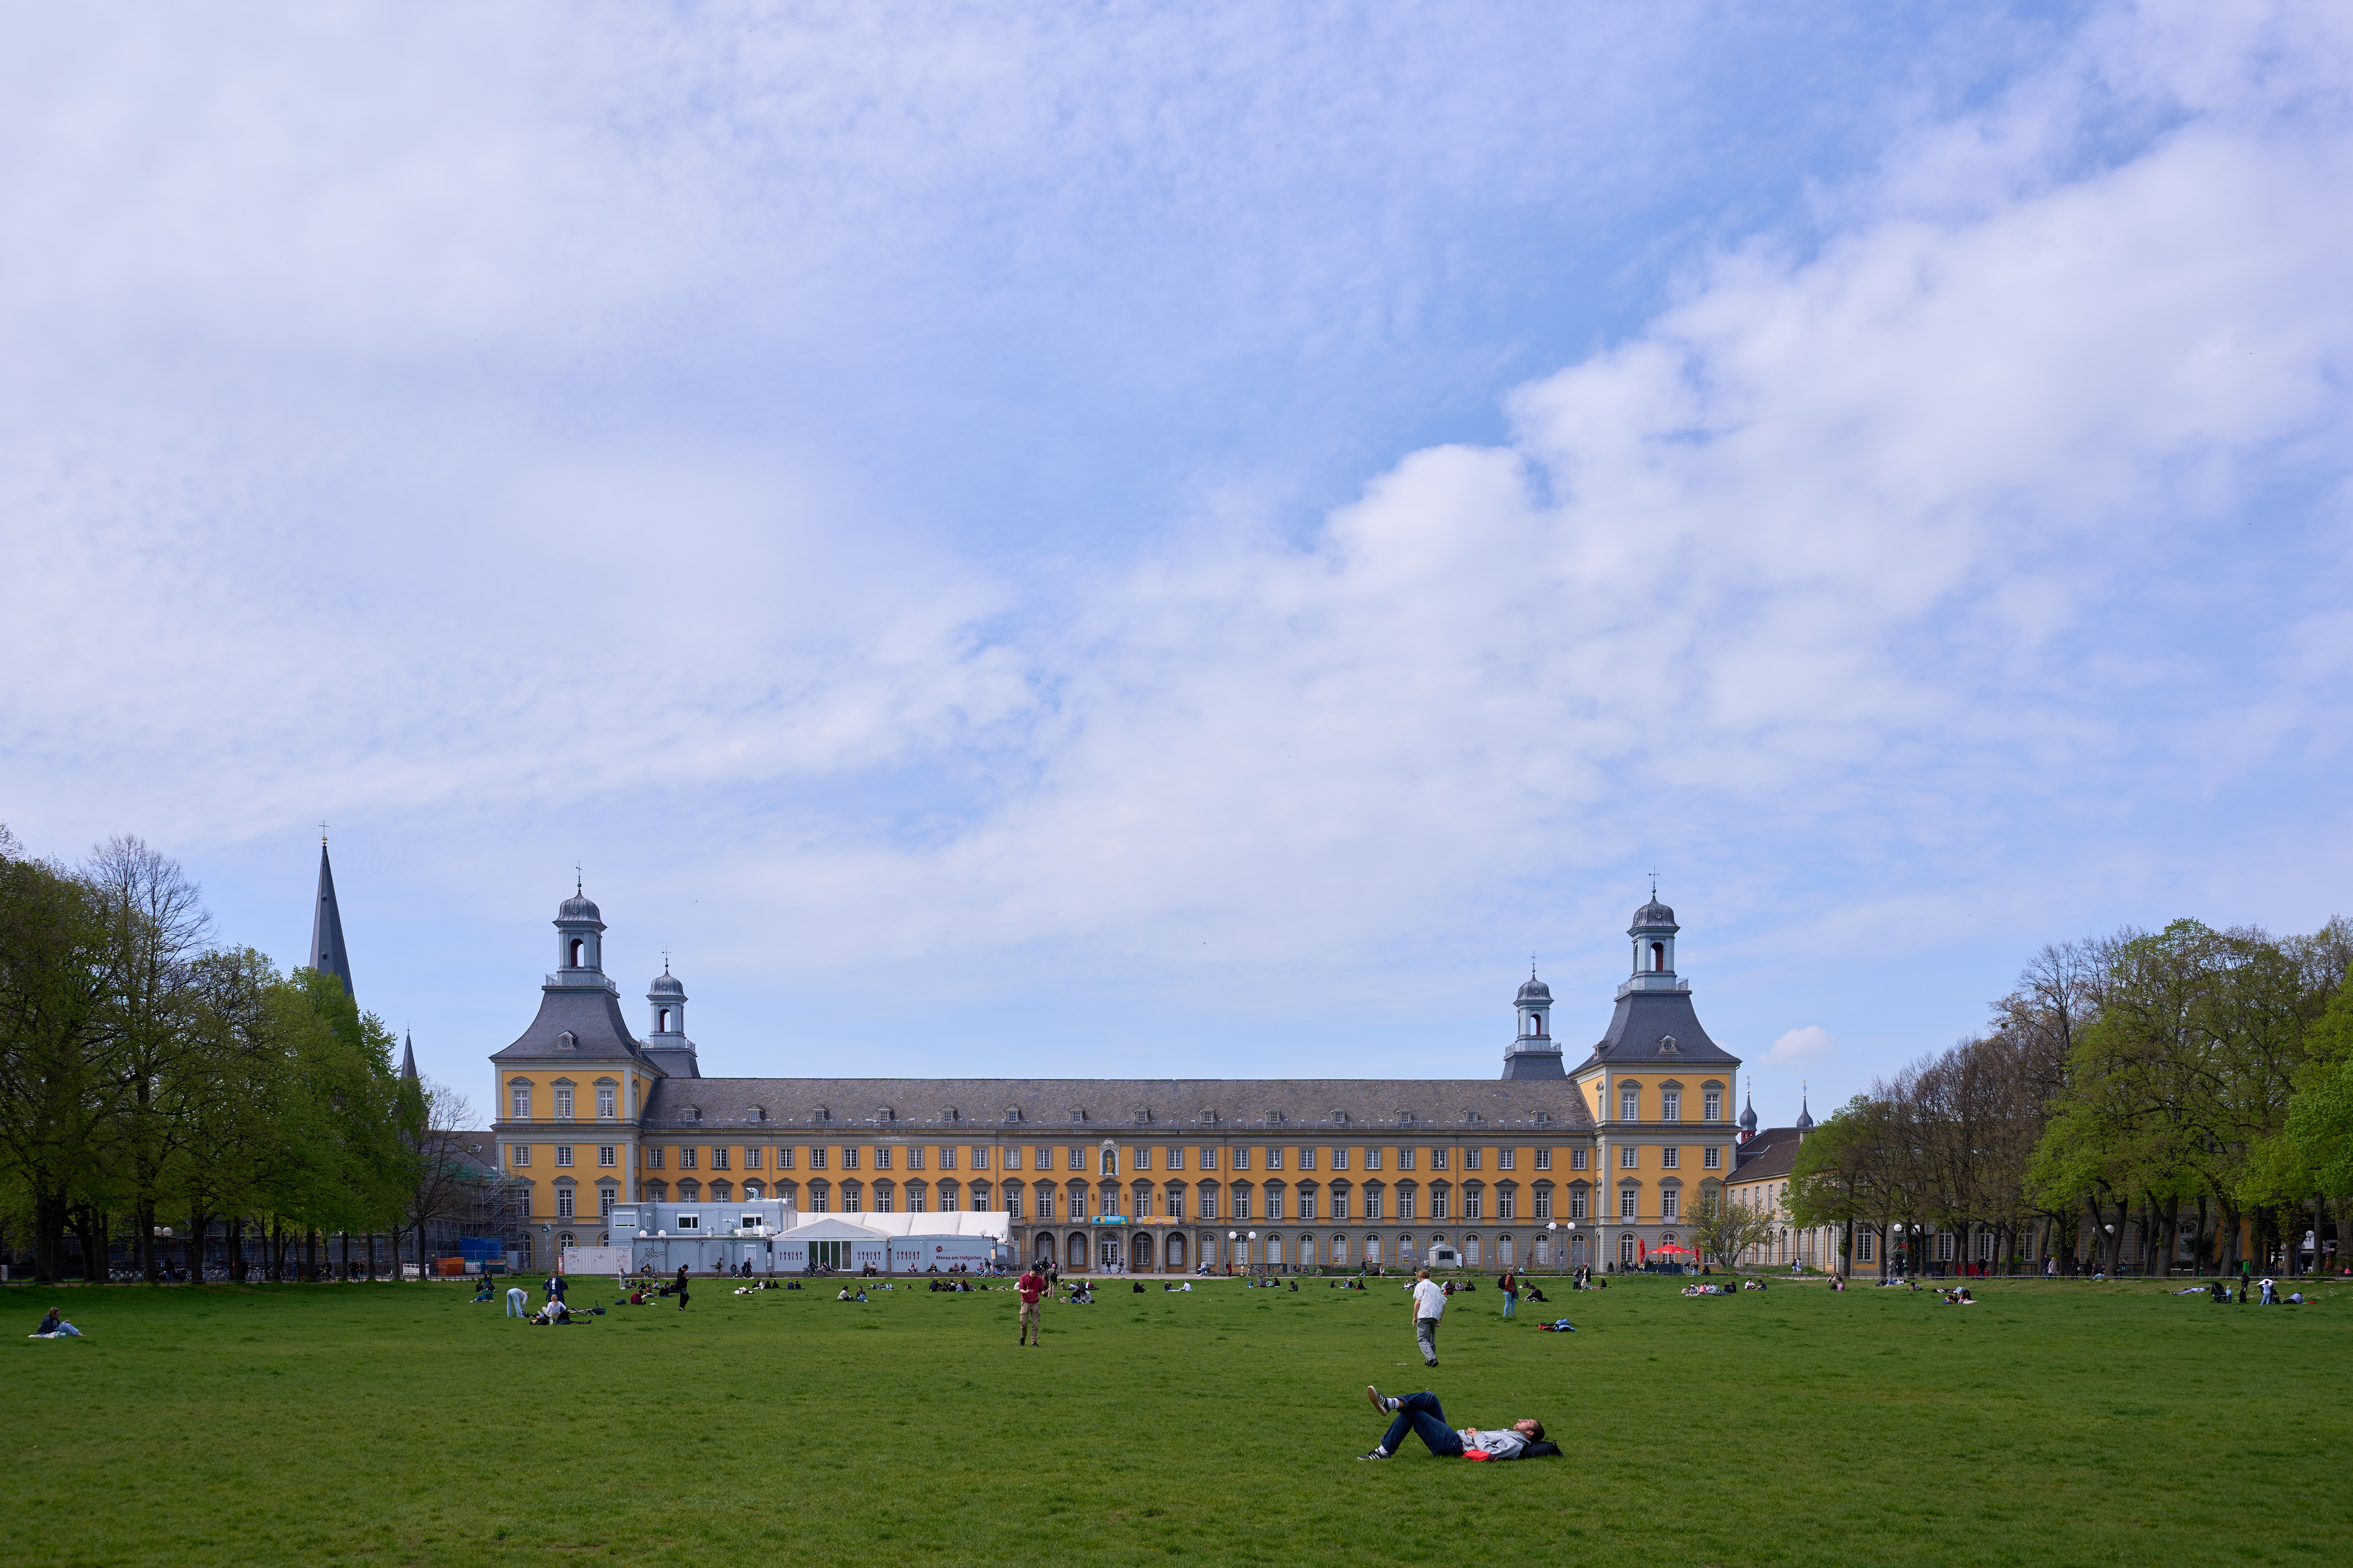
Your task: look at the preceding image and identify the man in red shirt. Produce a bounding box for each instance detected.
[1016,1262,1048,1346]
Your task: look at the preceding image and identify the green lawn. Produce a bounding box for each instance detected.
[6,1272,2348,1566]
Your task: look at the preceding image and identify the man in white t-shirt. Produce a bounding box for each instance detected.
[1411,1268,1446,1367]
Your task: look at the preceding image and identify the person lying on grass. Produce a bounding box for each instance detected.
[1358,1386,1545,1461]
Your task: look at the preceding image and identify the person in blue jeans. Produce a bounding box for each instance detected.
[1358,1386,1542,1460]
[1499,1268,1519,1319]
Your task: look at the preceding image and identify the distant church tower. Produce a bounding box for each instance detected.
[311,836,354,1003]
[1501,967,1564,1079]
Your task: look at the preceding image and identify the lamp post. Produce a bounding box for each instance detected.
[1227,1230,1238,1277]
[1248,1231,1259,1278]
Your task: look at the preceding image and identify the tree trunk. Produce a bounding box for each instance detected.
[186,1210,208,1283]
[367,1231,378,1282]
[73,1205,107,1282]
[34,1189,69,1284]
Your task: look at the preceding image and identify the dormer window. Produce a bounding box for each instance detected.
[689,1106,703,1123]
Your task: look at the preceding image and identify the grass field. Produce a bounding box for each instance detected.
[7,1272,2350,1566]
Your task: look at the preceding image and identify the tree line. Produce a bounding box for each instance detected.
[1779,918,2353,1276]
[0,826,484,1284]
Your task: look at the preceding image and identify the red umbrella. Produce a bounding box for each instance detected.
[1652,1244,1695,1256]
[1637,1239,1647,1265]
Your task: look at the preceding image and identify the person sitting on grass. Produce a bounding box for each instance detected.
[1357,1386,1545,1461]
[32,1307,81,1338]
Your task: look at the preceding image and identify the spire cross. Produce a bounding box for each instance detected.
[662,947,670,973]
[575,863,583,896]
[1647,868,1658,897]
[319,820,328,844]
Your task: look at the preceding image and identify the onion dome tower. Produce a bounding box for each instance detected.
[1738,1077,1759,1144]
[1501,966,1565,1079]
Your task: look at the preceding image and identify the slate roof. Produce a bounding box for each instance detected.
[491,983,662,1067]
[638,1075,1597,1134]
[1727,1127,1806,1184]
[1567,987,1739,1073]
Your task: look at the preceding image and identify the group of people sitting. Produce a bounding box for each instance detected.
[1939,1286,1976,1304]
[927,1278,979,1292]
[528,1298,599,1325]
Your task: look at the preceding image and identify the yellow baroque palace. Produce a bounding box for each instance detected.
[488,890,1755,1273]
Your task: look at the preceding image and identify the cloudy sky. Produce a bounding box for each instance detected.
[4,1,2349,1119]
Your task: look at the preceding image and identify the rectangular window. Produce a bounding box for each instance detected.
[937,1147,954,1169]
[646,1146,662,1168]
[1498,1191,1515,1219]
[1166,1190,1184,1220]
[1397,1190,1415,1220]
[1265,1189,1284,1219]
[1570,1147,1587,1170]
[810,1147,826,1169]
[1364,1148,1381,1170]
[1329,1192,1346,1219]
[554,1087,574,1119]
[970,1146,988,1169]
[1167,1147,1183,1170]
[1534,1147,1551,1171]
[1703,1145,1721,1170]
[907,1146,924,1169]
[1619,1144,1638,1169]
[511,1085,531,1118]
[777,1146,796,1169]
[1330,1148,1347,1170]
[1432,1148,1449,1170]
[1661,1189,1679,1221]
[1662,1091,1681,1122]
[874,1147,891,1169]
[1431,1188,1449,1219]
[1232,1190,1251,1220]
[674,1213,701,1230]
[1396,1149,1414,1171]
[1363,1191,1382,1219]
[1620,1089,1638,1121]
[600,1188,615,1216]
[1465,1148,1482,1171]
[1297,1148,1315,1170]
[1499,1148,1516,1170]
[1132,1146,1150,1171]
[1938,1233,1956,1261]
[1297,1190,1315,1220]
[1199,1147,1217,1168]
[1569,1190,1586,1219]
[1265,1148,1281,1169]
[1232,1148,1250,1170]
[1662,1146,1679,1170]
[1977,1232,1995,1261]
[1067,1148,1082,1170]
[1619,1188,1637,1219]
[1464,1191,1482,1220]
[679,1147,697,1169]
[844,1188,861,1213]
[557,1187,574,1217]
[1858,1231,1876,1263]
[712,1147,730,1170]
[1005,1189,1023,1219]
[1035,1146,1052,1169]
[555,1145,574,1167]
[843,1148,859,1169]
[597,1146,616,1167]
[596,1085,616,1119]
[744,1146,761,1168]
[1703,1089,1722,1122]
[510,1143,530,1167]
[1534,1189,1551,1219]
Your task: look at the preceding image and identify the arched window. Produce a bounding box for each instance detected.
[570,939,584,966]
[658,1007,671,1031]
[677,1180,701,1201]
[710,1180,732,1201]
[1651,941,1664,971]
[1620,1232,1638,1264]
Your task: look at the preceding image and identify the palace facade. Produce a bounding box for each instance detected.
[486,890,1748,1273]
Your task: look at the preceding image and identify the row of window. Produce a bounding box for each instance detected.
[623,1142,1592,1173]
[1614,1144,1724,1169]
[511,1083,621,1120]
[1608,1085,1725,1122]
[509,1144,618,1167]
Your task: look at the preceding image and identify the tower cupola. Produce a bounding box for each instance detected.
[1500,965,1565,1080]
[641,961,701,1078]
[553,880,606,981]
[1737,1077,1758,1142]
[1627,890,1680,992]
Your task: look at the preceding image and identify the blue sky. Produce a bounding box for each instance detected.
[4,1,2349,1123]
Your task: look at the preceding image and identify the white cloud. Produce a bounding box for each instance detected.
[1765,1026,1836,1066]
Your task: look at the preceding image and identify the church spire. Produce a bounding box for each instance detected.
[311,834,354,1004]
[399,1031,418,1081]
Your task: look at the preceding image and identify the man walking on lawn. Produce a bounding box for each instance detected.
[1017,1261,1048,1346]
[1358,1386,1543,1460]
[1411,1267,1445,1366]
